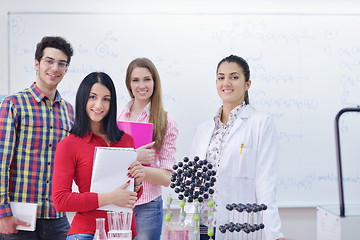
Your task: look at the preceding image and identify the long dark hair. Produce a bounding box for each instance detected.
[70,72,124,142]
[217,55,251,104]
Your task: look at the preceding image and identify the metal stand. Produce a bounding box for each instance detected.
[317,107,360,240]
[334,107,360,217]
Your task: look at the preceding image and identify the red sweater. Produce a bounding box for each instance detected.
[52,132,141,238]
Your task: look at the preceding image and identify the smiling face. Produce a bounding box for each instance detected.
[216,61,251,109]
[35,47,68,92]
[129,67,154,105]
[86,82,111,131]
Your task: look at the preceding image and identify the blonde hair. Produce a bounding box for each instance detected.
[125,58,167,149]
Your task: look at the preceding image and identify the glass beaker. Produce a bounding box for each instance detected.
[107,211,132,240]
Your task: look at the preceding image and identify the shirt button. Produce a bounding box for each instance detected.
[46,180,50,184]
[48,162,51,165]
[50,126,53,129]
[49,143,52,147]
[45,198,48,201]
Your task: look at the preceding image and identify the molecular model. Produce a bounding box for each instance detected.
[164,196,191,240]
[218,203,267,239]
[164,156,217,240]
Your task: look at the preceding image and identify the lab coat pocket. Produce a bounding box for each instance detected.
[236,148,257,178]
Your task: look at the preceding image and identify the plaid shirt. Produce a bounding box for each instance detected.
[0,83,74,219]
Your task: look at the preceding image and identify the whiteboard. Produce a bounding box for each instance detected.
[7,12,360,207]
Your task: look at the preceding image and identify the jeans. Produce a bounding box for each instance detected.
[66,234,93,240]
[0,216,69,240]
[133,196,163,240]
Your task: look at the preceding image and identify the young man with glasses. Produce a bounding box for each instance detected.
[0,36,74,240]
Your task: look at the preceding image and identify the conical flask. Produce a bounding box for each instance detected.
[93,218,108,240]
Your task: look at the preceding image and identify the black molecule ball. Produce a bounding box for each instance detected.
[170,156,217,202]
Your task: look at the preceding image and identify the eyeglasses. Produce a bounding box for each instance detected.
[41,57,69,70]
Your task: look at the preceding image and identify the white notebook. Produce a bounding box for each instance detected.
[10,202,38,231]
[90,147,137,213]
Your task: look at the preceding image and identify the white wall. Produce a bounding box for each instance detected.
[2,0,360,95]
[2,1,360,239]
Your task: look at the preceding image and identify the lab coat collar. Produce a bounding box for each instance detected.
[224,104,253,144]
[213,103,247,126]
[238,104,253,119]
[196,105,253,159]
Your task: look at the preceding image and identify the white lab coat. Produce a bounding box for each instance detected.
[191,105,284,240]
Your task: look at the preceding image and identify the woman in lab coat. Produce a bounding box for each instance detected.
[191,55,287,240]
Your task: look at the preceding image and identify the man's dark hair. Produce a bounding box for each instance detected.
[35,36,74,64]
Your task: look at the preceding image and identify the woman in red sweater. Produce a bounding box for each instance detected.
[52,72,144,240]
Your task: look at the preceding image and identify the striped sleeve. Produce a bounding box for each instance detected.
[156,114,178,170]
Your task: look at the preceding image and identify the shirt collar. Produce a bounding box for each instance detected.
[82,131,107,144]
[213,102,246,126]
[29,82,62,103]
[82,132,94,143]
[82,131,112,146]
[124,99,151,116]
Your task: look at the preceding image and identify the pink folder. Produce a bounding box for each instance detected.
[117,121,154,149]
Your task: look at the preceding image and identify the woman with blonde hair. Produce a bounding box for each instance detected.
[118,58,178,240]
